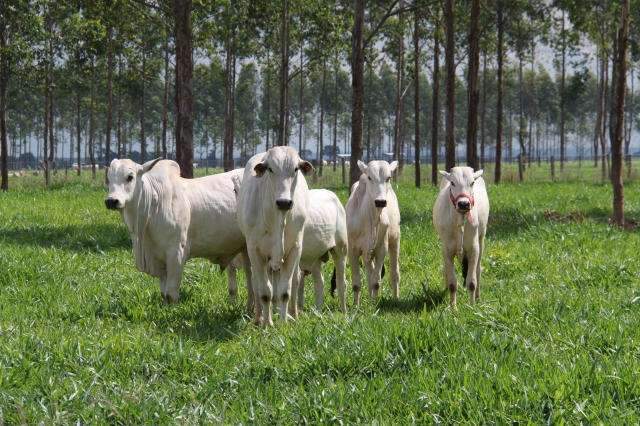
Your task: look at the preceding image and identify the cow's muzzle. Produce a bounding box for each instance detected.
[374,199,387,208]
[276,199,293,211]
[105,198,121,210]
[456,199,471,212]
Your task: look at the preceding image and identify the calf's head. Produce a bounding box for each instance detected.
[358,160,398,209]
[105,158,162,210]
[440,167,483,214]
[254,146,313,211]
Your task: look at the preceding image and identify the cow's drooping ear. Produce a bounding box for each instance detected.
[357,160,367,173]
[140,157,162,174]
[298,160,314,176]
[109,158,119,169]
[254,162,268,177]
[473,169,484,180]
[389,161,398,173]
[439,170,453,182]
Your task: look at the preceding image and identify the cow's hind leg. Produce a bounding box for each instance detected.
[443,247,457,308]
[475,235,484,301]
[276,244,302,322]
[389,234,400,299]
[330,245,347,313]
[248,248,270,326]
[311,262,324,311]
[349,249,362,307]
[226,264,238,304]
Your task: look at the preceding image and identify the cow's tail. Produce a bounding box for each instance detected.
[330,268,337,297]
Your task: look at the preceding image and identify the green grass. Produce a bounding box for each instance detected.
[1,164,640,423]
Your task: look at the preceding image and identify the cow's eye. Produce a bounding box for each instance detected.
[450,182,456,187]
[267,167,273,173]
[368,176,372,181]
[386,177,391,182]
[470,180,475,186]
[294,167,298,173]
[127,175,134,182]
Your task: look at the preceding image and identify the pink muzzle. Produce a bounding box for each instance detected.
[449,189,475,223]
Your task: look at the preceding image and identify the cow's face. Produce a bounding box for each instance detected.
[105,158,161,210]
[254,146,313,211]
[440,167,483,214]
[358,160,398,209]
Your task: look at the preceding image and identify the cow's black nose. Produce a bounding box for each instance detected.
[105,198,119,210]
[457,200,470,210]
[276,199,293,210]
[374,199,387,208]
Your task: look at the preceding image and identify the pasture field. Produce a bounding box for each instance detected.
[1,163,639,423]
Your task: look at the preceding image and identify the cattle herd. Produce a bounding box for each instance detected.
[105,146,490,327]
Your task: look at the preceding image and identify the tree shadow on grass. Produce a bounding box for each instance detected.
[377,286,446,314]
[0,223,130,252]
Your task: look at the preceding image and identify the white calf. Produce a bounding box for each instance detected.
[433,166,489,307]
[345,160,401,305]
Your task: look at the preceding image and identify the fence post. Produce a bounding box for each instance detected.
[550,156,555,181]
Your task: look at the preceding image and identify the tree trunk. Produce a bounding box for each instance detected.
[480,50,487,169]
[333,61,338,171]
[105,26,114,178]
[116,54,122,158]
[349,0,365,187]
[444,0,455,171]
[140,52,147,163]
[602,53,609,180]
[494,0,504,184]
[413,8,421,187]
[173,0,194,177]
[431,26,440,185]
[278,0,290,146]
[559,11,566,170]
[223,29,236,171]
[611,0,629,226]
[517,53,526,181]
[594,48,603,168]
[319,61,326,176]
[89,62,96,180]
[162,32,169,158]
[0,21,9,191]
[466,0,480,170]
[76,90,81,176]
[393,0,405,170]
[298,42,304,154]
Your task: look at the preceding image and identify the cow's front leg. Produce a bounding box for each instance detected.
[276,244,302,322]
[389,234,400,299]
[330,247,347,313]
[349,248,362,307]
[464,242,480,304]
[159,274,168,303]
[296,270,307,312]
[370,245,386,300]
[311,262,324,311]
[248,247,270,326]
[241,250,254,314]
[443,246,457,308]
[475,235,484,301]
[164,248,185,304]
[289,268,301,319]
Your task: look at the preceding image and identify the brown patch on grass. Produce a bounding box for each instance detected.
[543,210,586,223]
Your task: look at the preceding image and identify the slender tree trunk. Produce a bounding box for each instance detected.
[602,53,609,180]
[366,62,372,162]
[333,61,338,171]
[89,61,96,179]
[162,32,169,158]
[76,91,81,176]
[116,55,122,158]
[173,0,194,177]
[140,52,147,163]
[413,8,421,187]
[431,27,440,185]
[0,21,9,191]
[278,0,290,146]
[624,66,634,157]
[517,53,526,181]
[319,61,326,176]
[393,0,405,170]
[611,0,629,226]
[298,42,304,154]
[466,0,480,170]
[594,48,603,168]
[105,26,114,179]
[444,0,455,171]
[223,29,236,171]
[480,50,487,169]
[495,0,504,184]
[559,11,566,170]
[349,0,365,187]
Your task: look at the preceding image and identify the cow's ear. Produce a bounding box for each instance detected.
[389,161,398,173]
[473,169,484,180]
[357,160,367,173]
[254,162,268,177]
[439,170,452,182]
[298,160,314,176]
[140,158,162,174]
[109,158,119,169]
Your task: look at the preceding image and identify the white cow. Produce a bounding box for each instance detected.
[228,188,348,316]
[105,158,252,307]
[345,160,401,306]
[291,189,348,316]
[433,166,489,307]
[237,147,313,326]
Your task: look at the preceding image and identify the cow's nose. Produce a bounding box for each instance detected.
[105,198,119,210]
[457,200,471,210]
[276,199,293,210]
[374,199,387,208]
